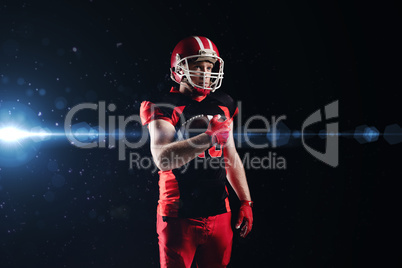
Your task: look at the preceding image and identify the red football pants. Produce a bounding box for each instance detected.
[157,212,233,268]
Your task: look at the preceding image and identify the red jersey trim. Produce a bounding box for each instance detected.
[171,106,186,126]
[224,186,231,212]
[169,87,180,93]
[219,105,238,121]
[170,86,208,102]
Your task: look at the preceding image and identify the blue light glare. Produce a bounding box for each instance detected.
[363,127,379,142]
[1,76,9,84]
[0,102,41,167]
[17,77,25,85]
[292,131,301,138]
[39,88,46,96]
[384,124,402,145]
[266,121,291,147]
[0,127,30,142]
[354,125,380,144]
[0,99,401,169]
[68,122,105,144]
[26,89,34,96]
[54,97,67,110]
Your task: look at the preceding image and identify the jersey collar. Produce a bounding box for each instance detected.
[170,87,208,102]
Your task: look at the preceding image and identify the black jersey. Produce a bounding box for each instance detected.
[140,87,238,218]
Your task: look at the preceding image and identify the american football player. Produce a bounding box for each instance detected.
[140,36,253,268]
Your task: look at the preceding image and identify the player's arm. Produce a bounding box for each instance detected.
[148,119,212,171]
[224,122,253,238]
[224,123,251,201]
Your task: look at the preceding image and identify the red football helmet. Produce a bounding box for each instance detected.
[170,36,224,92]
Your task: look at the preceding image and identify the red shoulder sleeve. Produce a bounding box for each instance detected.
[140,101,172,125]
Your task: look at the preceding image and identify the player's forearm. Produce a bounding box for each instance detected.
[226,153,252,201]
[153,133,211,171]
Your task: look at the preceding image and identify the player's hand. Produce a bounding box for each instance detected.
[235,200,253,238]
[205,115,230,145]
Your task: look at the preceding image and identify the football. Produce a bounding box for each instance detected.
[177,114,213,140]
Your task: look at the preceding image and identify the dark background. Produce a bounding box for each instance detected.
[0,0,401,267]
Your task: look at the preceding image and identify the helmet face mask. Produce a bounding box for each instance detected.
[174,54,224,91]
[170,36,224,92]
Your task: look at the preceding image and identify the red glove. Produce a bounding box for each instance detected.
[205,115,231,145]
[235,200,253,238]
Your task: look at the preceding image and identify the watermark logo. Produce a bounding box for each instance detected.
[128,151,286,173]
[301,100,339,167]
[63,99,339,170]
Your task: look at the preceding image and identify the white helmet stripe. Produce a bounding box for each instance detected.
[193,36,205,50]
[206,38,213,50]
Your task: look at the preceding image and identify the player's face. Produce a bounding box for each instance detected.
[188,61,214,88]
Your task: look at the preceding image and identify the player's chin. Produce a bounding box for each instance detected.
[199,82,211,88]
[193,80,210,87]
